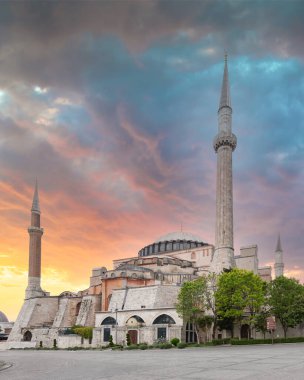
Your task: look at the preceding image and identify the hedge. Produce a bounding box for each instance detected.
[231,337,304,345]
[73,327,93,340]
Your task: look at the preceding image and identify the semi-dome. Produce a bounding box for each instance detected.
[0,311,9,323]
[138,231,207,257]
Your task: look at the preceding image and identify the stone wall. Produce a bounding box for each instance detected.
[108,284,180,311]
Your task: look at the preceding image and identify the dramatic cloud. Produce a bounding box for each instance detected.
[0,0,304,319]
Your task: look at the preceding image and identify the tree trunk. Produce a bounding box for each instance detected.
[212,319,217,340]
[283,326,288,339]
[194,324,200,344]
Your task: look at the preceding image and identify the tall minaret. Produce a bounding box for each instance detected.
[274,234,284,278]
[211,54,237,273]
[25,180,44,299]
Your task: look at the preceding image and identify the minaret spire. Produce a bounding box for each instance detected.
[274,233,284,278]
[31,178,40,214]
[276,233,282,252]
[211,54,237,274]
[219,52,231,110]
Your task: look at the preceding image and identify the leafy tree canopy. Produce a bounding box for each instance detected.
[268,276,304,338]
[215,268,266,322]
[176,276,208,321]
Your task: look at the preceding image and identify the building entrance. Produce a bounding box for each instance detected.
[128,330,138,344]
[241,324,250,339]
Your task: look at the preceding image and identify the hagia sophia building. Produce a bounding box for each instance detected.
[5,56,293,349]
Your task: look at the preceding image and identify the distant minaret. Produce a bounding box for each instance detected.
[274,234,284,278]
[211,54,237,273]
[25,180,44,299]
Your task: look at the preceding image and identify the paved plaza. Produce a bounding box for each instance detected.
[1,344,304,380]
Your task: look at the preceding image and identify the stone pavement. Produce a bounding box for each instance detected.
[1,343,304,380]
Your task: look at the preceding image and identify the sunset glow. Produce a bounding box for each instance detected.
[1,1,304,321]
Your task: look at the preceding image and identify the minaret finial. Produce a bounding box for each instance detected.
[31,179,40,214]
[219,52,231,111]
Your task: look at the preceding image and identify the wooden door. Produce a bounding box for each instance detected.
[128,329,138,344]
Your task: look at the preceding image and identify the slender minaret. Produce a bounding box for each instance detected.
[211,54,237,273]
[274,234,284,277]
[25,180,44,299]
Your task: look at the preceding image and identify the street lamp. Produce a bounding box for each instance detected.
[115,306,118,344]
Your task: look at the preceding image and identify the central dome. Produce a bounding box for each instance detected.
[155,231,203,243]
[138,231,206,257]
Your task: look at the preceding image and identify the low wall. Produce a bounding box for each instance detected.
[3,341,37,350]
[57,335,92,349]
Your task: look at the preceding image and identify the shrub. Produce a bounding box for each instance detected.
[159,343,172,349]
[170,338,180,347]
[108,335,114,347]
[111,345,123,351]
[152,343,161,349]
[126,333,131,346]
[139,344,148,350]
[73,327,93,341]
[177,342,187,349]
[126,344,139,350]
[211,339,231,346]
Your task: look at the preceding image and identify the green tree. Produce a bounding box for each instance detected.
[268,276,304,338]
[109,335,114,347]
[217,316,234,338]
[253,309,270,339]
[215,268,266,338]
[176,276,208,343]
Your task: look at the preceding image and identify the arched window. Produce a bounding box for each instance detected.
[23,331,32,342]
[153,314,176,324]
[126,315,145,325]
[101,316,117,325]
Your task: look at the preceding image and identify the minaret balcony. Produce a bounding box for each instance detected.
[28,226,44,234]
[213,133,237,152]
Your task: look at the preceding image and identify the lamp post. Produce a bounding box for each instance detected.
[115,306,118,344]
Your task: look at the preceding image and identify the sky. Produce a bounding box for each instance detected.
[0,0,304,321]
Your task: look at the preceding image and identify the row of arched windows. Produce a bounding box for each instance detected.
[139,241,205,256]
[101,314,176,325]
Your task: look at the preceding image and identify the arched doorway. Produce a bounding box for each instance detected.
[23,331,32,342]
[241,324,250,339]
[127,329,138,344]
